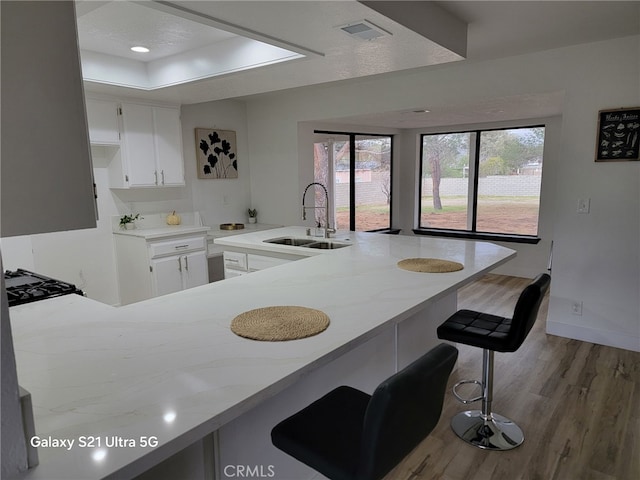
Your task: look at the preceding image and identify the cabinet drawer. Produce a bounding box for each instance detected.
[148,236,205,258]
[248,254,291,271]
[223,251,247,271]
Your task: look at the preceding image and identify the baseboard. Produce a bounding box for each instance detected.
[546,321,640,352]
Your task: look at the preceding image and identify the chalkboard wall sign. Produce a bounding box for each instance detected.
[595,107,640,162]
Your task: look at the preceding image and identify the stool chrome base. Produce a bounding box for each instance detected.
[451,410,524,451]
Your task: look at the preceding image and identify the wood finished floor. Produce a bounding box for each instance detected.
[385,274,640,480]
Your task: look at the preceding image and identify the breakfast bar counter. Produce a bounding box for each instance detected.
[9,227,515,480]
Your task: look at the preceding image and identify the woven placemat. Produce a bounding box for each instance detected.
[231,306,330,341]
[397,258,464,273]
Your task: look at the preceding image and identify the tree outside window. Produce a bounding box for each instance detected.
[314,132,392,232]
[420,126,545,237]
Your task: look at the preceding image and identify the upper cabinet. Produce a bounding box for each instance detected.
[1,1,97,237]
[153,107,185,187]
[108,103,185,188]
[85,98,120,145]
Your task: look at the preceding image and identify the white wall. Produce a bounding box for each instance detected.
[181,99,253,226]
[0,165,121,305]
[245,36,640,351]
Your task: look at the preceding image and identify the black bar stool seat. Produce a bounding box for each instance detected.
[437,273,550,451]
[271,343,458,480]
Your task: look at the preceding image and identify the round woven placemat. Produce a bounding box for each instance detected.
[397,258,464,273]
[231,306,330,341]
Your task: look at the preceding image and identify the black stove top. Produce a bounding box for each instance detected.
[4,269,84,307]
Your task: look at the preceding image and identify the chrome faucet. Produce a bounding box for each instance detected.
[302,182,334,238]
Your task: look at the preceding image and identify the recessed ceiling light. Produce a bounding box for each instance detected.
[130,46,150,53]
[412,109,431,114]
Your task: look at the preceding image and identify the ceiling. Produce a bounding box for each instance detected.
[77,1,640,126]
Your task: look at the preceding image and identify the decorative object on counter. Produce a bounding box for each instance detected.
[196,128,238,179]
[247,208,257,224]
[397,258,463,273]
[595,107,640,162]
[219,223,245,230]
[166,211,181,225]
[119,213,142,230]
[231,306,330,341]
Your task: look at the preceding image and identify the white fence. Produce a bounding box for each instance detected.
[335,171,389,207]
[330,173,541,209]
[422,175,541,197]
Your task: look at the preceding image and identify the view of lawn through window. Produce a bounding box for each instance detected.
[314,132,392,231]
[420,126,545,237]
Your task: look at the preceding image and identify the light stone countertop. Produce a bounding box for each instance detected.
[9,227,515,480]
[213,226,355,257]
[207,223,281,239]
[113,225,211,240]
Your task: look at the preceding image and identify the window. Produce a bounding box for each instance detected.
[418,126,545,241]
[314,131,392,231]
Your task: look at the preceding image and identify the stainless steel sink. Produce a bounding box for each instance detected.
[264,237,317,247]
[263,237,350,249]
[305,241,349,249]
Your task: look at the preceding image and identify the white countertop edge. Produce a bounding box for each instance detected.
[113,226,210,239]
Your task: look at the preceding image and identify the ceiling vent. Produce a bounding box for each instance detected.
[337,20,390,41]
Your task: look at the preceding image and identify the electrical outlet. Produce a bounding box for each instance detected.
[571,301,583,316]
[577,198,590,214]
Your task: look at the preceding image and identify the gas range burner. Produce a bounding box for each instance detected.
[4,269,84,307]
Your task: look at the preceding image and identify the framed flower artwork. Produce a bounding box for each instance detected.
[196,128,238,178]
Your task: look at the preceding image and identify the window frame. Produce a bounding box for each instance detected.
[314,130,394,232]
[414,124,545,244]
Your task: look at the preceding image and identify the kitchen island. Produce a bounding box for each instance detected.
[9,227,515,480]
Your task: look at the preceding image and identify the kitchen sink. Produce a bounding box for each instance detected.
[264,237,317,246]
[263,237,350,250]
[305,241,349,249]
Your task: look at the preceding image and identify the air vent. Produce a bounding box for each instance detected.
[337,20,390,41]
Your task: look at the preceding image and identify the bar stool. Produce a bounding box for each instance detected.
[437,273,550,450]
[271,343,458,480]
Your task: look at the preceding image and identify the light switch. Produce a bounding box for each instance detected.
[577,198,590,214]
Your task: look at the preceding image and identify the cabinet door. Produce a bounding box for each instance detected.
[120,103,157,187]
[1,1,97,236]
[182,251,209,289]
[151,256,184,297]
[153,107,185,186]
[86,99,120,144]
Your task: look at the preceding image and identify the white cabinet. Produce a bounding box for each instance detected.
[223,251,249,278]
[248,254,291,271]
[152,255,185,296]
[114,233,209,305]
[85,98,120,145]
[151,251,208,297]
[223,251,293,278]
[109,103,184,188]
[153,107,185,186]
